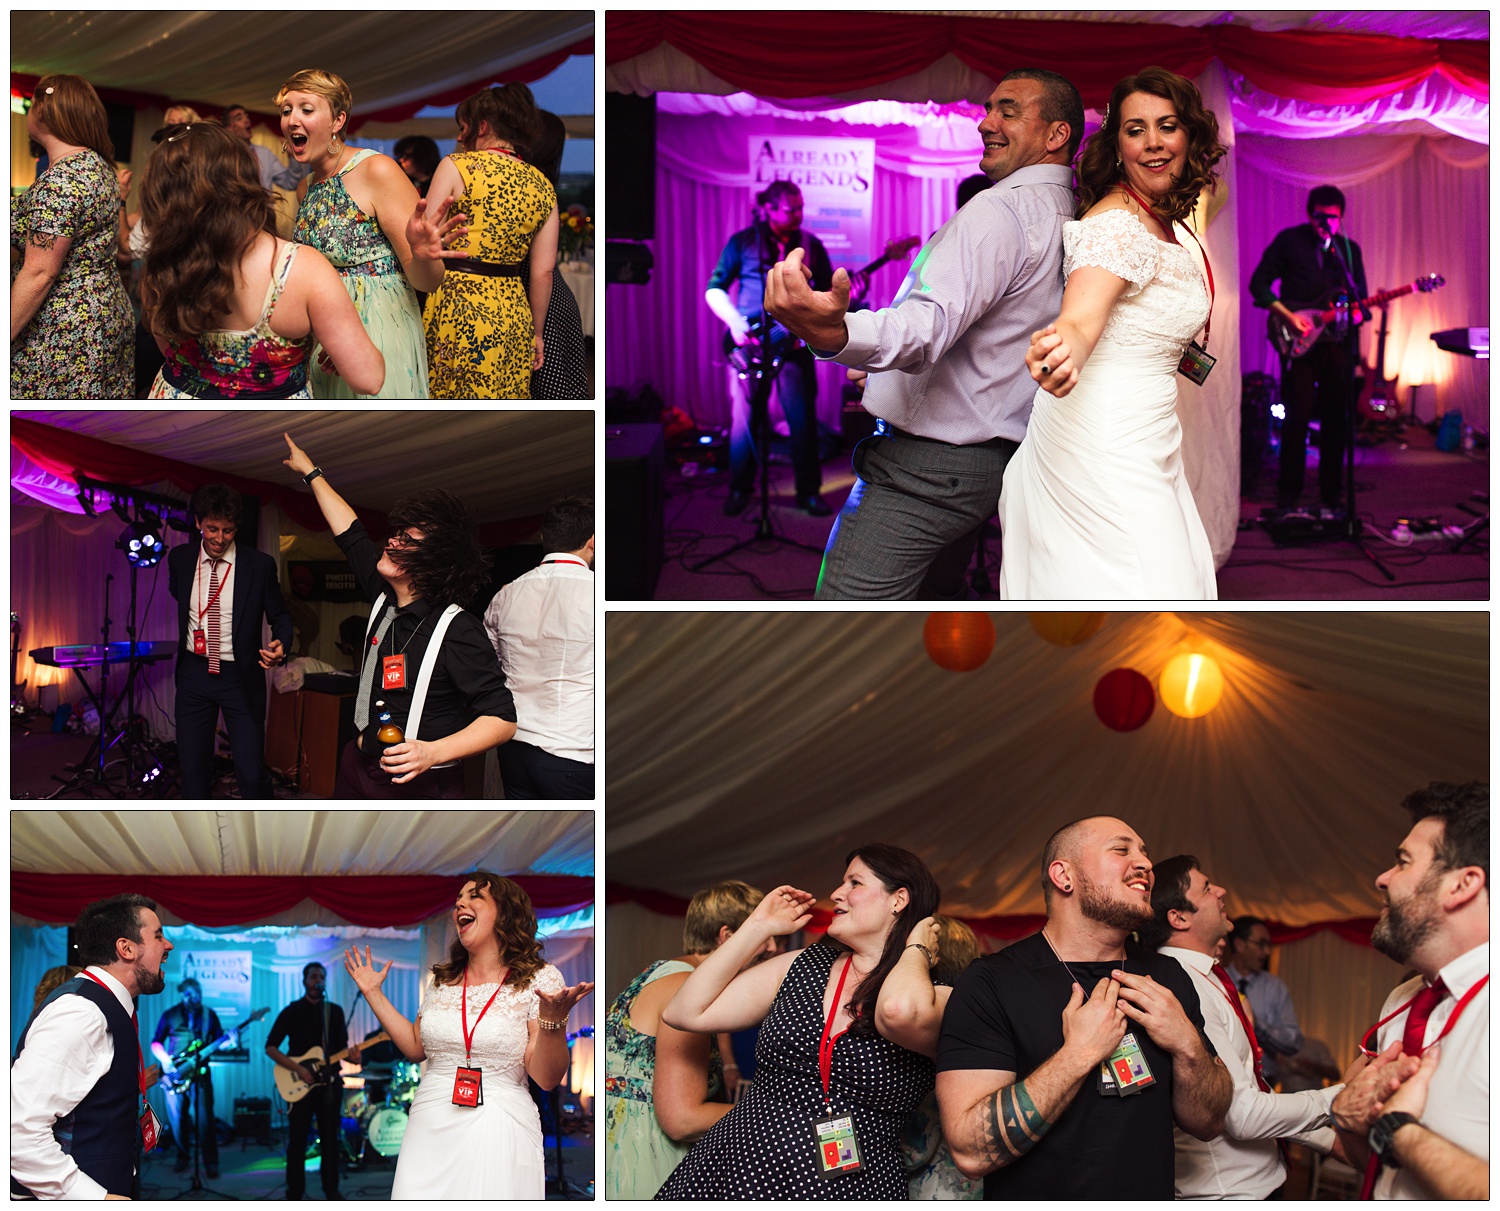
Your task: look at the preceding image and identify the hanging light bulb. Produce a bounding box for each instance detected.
[1159,652,1224,718]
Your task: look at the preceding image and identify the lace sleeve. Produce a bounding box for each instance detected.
[417,974,435,1018]
[1063,209,1162,296]
[527,964,566,1021]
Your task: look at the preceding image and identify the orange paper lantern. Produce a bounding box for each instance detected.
[923,612,995,672]
[1029,612,1106,646]
[1093,668,1155,731]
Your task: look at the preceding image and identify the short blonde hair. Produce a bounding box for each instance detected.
[164,104,203,125]
[931,915,981,983]
[275,69,352,137]
[683,880,764,955]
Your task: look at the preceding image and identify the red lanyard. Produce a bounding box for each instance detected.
[542,557,588,567]
[817,955,855,1105]
[82,970,147,1097]
[197,556,232,626]
[1116,180,1215,346]
[460,964,508,1063]
[486,147,519,159]
[1358,974,1488,1059]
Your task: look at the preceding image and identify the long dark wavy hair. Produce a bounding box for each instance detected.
[827,844,941,1038]
[456,83,542,160]
[1074,66,1226,225]
[383,489,492,608]
[140,122,276,345]
[431,870,546,991]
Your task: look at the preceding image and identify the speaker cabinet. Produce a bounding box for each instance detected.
[604,423,664,600]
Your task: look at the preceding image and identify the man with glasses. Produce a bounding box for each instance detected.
[1331,782,1487,1200]
[1223,916,1303,1088]
[281,434,517,798]
[1248,184,1369,522]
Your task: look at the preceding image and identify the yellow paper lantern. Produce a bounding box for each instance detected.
[1028,612,1106,646]
[1159,652,1224,718]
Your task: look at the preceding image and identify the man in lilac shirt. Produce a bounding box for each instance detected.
[766,69,1081,599]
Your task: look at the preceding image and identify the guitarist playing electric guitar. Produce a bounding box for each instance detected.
[151,978,228,1177]
[264,962,361,1201]
[706,180,876,519]
[1249,184,1370,520]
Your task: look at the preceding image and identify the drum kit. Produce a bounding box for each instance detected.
[336,1059,421,1165]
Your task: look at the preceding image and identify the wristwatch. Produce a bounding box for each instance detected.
[1368,1110,1420,1169]
[303,467,324,485]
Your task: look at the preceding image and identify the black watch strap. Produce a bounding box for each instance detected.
[1368,1110,1419,1168]
[304,467,324,485]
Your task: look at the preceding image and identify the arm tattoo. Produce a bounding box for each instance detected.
[983,1080,1052,1166]
[28,230,57,251]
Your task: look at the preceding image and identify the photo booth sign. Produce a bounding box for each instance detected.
[751,135,875,264]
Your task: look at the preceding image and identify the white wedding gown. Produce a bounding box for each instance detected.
[998,208,1217,599]
[390,965,564,1199]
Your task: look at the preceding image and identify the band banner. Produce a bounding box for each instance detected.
[751,135,876,263]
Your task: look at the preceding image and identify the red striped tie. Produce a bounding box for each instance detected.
[206,559,223,675]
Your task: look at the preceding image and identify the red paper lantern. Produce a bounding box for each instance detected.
[923,612,995,672]
[1093,667,1155,731]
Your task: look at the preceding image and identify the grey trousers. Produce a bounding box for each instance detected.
[816,428,1019,599]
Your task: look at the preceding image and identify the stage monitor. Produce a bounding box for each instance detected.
[606,92,656,240]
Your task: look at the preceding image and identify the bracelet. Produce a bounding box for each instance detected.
[906,942,936,967]
[538,1017,566,1031]
[304,467,324,485]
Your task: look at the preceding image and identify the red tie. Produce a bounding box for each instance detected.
[206,559,223,675]
[1359,978,1449,1199]
[1212,962,1271,1092]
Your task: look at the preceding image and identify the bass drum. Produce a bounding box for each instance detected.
[365,1105,409,1157]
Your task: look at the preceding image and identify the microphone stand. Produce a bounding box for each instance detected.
[691,210,826,573]
[170,1050,234,1200]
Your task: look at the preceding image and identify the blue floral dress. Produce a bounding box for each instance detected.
[10,149,133,398]
[148,242,312,398]
[295,147,427,398]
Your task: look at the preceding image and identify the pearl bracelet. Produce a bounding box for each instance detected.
[538,1017,566,1030]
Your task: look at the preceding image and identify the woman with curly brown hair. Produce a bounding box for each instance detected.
[999,66,1226,599]
[281,432,519,798]
[346,871,593,1197]
[138,122,383,398]
[11,74,133,398]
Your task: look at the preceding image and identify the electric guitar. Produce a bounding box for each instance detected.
[1269,273,1445,360]
[726,234,922,376]
[162,1007,269,1094]
[1357,303,1400,423]
[274,1031,392,1104]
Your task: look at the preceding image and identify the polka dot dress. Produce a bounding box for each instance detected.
[529,265,589,400]
[655,944,935,1200]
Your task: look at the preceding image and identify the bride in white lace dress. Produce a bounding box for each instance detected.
[999,68,1227,599]
[345,872,593,1199]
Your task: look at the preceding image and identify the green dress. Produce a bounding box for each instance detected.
[295,148,427,398]
[605,960,726,1199]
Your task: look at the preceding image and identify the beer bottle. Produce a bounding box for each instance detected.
[374,701,405,753]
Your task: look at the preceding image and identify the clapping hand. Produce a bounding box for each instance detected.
[748,885,817,936]
[406,195,470,263]
[537,981,595,1027]
[344,945,394,995]
[1027,323,1079,397]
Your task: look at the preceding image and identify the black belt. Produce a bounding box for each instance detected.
[448,258,524,278]
[880,421,1010,449]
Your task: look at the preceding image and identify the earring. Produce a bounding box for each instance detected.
[1064,884,1073,892]
[891,906,899,916]
[1115,157,1122,169]
[281,141,290,156]
[328,135,342,156]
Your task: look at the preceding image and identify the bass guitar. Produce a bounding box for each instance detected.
[162,1006,269,1094]
[274,1030,392,1104]
[726,234,922,377]
[1269,273,1445,360]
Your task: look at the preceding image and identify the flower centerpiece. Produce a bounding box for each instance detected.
[559,203,593,263]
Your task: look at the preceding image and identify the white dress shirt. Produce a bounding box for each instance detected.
[189,541,237,663]
[11,966,137,1200]
[1160,945,1339,1200]
[1373,941,1488,1199]
[483,554,593,763]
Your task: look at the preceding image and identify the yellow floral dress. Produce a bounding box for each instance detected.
[423,150,555,399]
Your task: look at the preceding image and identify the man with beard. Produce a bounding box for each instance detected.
[1331,782,1487,1199]
[265,962,361,1201]
[937,817,1231,1199]
[12,894,174,1199]
[1223,916,1303,1087]
[1144,856,1343,1198]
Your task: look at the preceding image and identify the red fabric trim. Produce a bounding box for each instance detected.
[10,416,373,534]
[607,885,1378,947]
[12,873,593,928]
[604,13,1487,105]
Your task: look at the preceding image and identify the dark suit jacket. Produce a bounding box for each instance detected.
[167,540,293,719]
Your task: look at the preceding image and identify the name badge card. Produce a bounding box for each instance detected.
[452,1065,483,1107]
[192,630,207,656]
[141,1105,161,1151]
[812,1113,862,1178]
[1102,1031,1155,1096]
[1178,341,1217,385]
[382,654,407,690]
